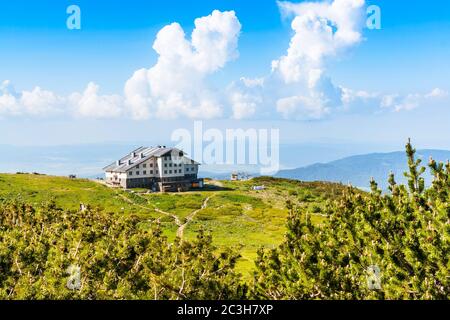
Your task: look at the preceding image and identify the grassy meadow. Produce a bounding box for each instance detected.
[0,173,349,277]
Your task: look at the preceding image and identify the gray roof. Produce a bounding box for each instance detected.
[103,146,200,173]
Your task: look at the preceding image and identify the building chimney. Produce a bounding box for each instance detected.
[116,160,121,166]
[140,152,145,159]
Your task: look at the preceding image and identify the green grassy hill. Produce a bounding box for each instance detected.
[0,173,349,277]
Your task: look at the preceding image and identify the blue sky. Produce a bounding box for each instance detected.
[0,0,449,153]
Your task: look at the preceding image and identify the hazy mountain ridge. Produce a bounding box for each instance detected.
[276,150,450,189]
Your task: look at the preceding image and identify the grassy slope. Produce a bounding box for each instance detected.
[0,173,349,277]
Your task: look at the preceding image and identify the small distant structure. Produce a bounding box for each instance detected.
[69,174,77,179]
[252,185,265,191]
[230,172,251,181]
[80,204,87,212]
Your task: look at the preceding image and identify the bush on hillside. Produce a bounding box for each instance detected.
[252,140,449,299]
[0,201,246,299]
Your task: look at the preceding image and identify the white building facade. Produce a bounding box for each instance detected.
[103,146,201,191]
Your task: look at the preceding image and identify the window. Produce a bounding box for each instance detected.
[150,170,153,174]
[179,169,182,173]
[143,171,146,175]
[169,170,172,174]
[169,163,172,167]
[164,170,167,174]
[150,163,153,167]
[143,164,146,168]
[136,165,139,169]
[129,172,133,176]
[164,163,167,167]
[136,171,140,175]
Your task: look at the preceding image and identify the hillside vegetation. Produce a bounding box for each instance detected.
[0,141,448,299]
[0,173,346,277]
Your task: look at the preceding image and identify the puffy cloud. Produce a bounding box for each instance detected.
[272,0,364,118]
[0,10,241,121]
[125,10,241,120]
[0,80,64,117]
[273,0,364,83]
[342,87,448,113]
[275,73,343,120]
[276,95,330,120]
[70,82,123,118]
[380,88,448,112]
[230,91,261,120]
[1,3,448,122]
[229,0,365,120]
[229,0,448,120]
[426,88,448,99]
[228,77,266,120]
[0,81,21,116]
[21,87,63,116]
[0,80,124,119]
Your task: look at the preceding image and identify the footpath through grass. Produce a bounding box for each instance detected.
[0,173,349,277]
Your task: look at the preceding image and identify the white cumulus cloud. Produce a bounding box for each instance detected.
[380,88,448,112]
[230,0,365,120]
[0,80,64,117]
[125,10,241,120]
[1,2,448,122]
[70,82,123,118]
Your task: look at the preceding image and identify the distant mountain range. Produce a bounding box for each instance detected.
[2,143,450,189]
[276,150,450,189]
